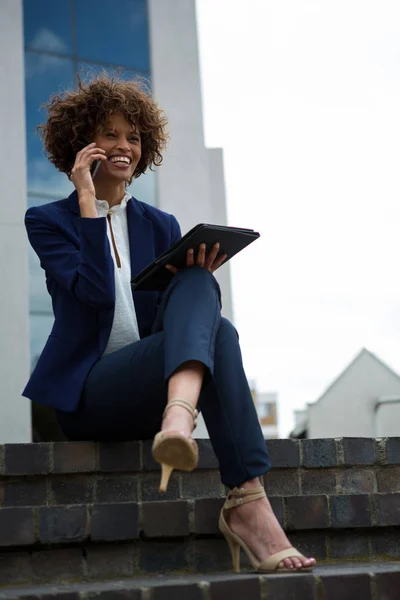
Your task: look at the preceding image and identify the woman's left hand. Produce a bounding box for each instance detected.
[165,243,227,275]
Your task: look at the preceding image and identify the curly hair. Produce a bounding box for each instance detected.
[37,72,168,182]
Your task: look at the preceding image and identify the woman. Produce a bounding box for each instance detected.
[24,73,316,574]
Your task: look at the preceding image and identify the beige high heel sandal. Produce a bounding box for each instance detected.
[152,399,199,493]
[219,486,313,574]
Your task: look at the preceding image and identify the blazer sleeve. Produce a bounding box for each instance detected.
[170,214,182,245]
[25,207,115,309]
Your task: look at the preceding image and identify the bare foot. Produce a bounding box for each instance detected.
[161,405,194,438]
[228,492,316,571]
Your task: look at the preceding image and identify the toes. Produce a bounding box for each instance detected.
[283,558,294,569]
[279,556,316,571]
[296,556,316,569]
[303,557,316,566]
[292,558,303,569]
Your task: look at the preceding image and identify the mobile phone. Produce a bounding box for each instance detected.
[91,160,101,180]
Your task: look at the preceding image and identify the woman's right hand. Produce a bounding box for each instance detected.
[165,243,227,275]
[70,143,107,198]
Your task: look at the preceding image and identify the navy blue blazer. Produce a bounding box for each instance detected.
[23,191,181,412]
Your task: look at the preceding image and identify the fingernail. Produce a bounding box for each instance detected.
[188,249,194,253]
[201,244,206,248]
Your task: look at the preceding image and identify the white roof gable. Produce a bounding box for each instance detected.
[310,348,400,408]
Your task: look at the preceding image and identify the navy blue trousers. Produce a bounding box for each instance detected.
[57,267,270,488]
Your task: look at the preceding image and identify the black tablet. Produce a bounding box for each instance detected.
[131,223,260,292]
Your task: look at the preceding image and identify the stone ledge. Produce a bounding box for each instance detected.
[0,494,399,548]
[0,562,399,598]
[1,438,399,477]
[1,464,400,511]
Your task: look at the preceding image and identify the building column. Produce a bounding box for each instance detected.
[0,0,31,442]
[148,1,234,437]
[148,0,213,233]
[207,148,233,323]
[148,0,233,322]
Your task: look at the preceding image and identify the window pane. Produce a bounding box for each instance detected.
[75,0,150,71]
[78,62,150,87]
[25,52,75,198]
[127,170,157,206]
[27,194,60,209]
[30,314,54,371]
[258,403,272,418]
[23,0,73,54]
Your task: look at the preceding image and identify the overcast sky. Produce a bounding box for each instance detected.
[196,0,400,436]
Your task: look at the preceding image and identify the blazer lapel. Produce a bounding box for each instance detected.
[127,197,154,277]
[67,192,156,337]
[67,191,156,275]
[127,197,156,337]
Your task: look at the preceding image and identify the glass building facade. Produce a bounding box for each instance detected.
[23,0,156,367]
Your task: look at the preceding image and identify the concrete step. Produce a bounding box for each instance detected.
[0,563,399,600]
[0,494,399,585]
[0,493,399,546]
[0,438,399,505]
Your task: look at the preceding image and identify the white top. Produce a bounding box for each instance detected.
[95,194,141,357]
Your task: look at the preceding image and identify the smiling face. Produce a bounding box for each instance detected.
[93,113,142,184]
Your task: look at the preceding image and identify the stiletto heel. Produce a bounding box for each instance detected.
[152,399,199,493]
[219,486,313,574]
[160,464,174,493]
[226,536,241,573]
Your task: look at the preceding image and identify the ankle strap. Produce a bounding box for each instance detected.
[224,486,266,509]
[163,399,199,430]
